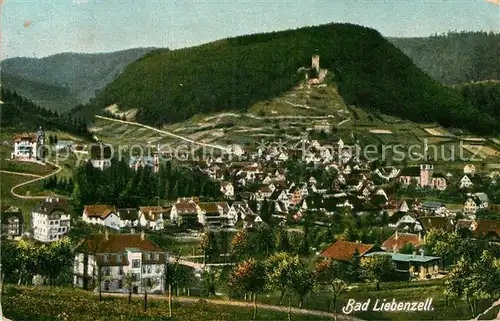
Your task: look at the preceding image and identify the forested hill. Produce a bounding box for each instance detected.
[0,88,88,134]
[1,47,157,111]
[90,23,497,134]
[390,32,500,85]
[455,81,500,123]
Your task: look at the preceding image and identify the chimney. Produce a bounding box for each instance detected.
[141,231,145,241]
[104,229,109,241]
[395,230,398,240]
[412,251,416,257]
[420,249,425,257]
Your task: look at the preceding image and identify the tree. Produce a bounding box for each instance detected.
[361,254,396,291]
[200,231,219,264]
[291,262,316,308]
[123,272,134,304]
[142,277,159,312]
[445,251,500,316]
[259,199,272,224]
[345,249,361,283]
[315,260,347,314]
[228,258,266,319]
[264,252,300,305]
[201,269,221,297]
[399,242,416,254]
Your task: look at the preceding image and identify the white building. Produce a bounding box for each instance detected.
[32,197,71,242]
[138,206,167,230]
[73,231,167,294]
[82,205,120,231]
[90,144,112,170]
[11,128,45,160]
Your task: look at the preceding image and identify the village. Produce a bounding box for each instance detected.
[1,123,499,320]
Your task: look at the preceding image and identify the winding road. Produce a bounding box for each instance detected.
[2,160,68,200]
[94,115,233,153]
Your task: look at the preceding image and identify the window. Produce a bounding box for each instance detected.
[132,273,140,282]
[119,267,124,275]
[132,259,140,268]
[147,266,151,274]
[104,280,110,291]
[104,255,108,263]
[156,266,161,274]
[148,253,152,260]
[156,253,160,261]
[118,279,123,289]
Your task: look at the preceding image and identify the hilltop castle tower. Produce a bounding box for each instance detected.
[312,54,320,73]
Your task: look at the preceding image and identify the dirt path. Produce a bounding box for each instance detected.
[95,115,233,153]
[101,292,361,321]
[7,160,68,200]
[0,170,42,178]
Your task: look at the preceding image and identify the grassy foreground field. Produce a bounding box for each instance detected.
[259,280,494,320]
[2,286,332,321]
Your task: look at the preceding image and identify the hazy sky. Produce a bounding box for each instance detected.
[1,0,499,59]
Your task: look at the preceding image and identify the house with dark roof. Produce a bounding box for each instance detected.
[319,240,379,262]
[1,205,24,239]
[421,201,446,215]
[418,216,453,233]
[73,231,167,294]
[89,144,113,170]
[117,208,139,228]
[32,197,70,242]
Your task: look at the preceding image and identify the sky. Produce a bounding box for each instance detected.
[1,0,499,59]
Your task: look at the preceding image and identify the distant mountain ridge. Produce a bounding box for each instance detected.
[1,47,159,111]
[390,31,500,85]
[86,23,497,134]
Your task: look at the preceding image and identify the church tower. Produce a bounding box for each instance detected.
[420,164,433,187]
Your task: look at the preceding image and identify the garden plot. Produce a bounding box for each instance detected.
[424,128,451,136]
[369,129,393,134]
[462,145,500,159]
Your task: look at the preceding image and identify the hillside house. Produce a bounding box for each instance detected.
[319,240,380,262]
[90,144,112,170]
[364,251,441,280]
[220,181,234,198]
[381,231,422,253]
[463,164,476,175]
[459,175,474,189]
[117,208,139,228]
[83,205,120,231]
[73,231,167,294]
[421,201,446,215]
[1,205,23,239]
[138,206,167,230]
[11,128,45,161]
[32,197,71,242]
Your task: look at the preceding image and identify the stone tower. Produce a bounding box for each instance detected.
[420,164,433,187]
[311,54,320,73]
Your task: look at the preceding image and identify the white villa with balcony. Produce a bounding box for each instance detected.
[73,231,167,294]
[31,197,71,242]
